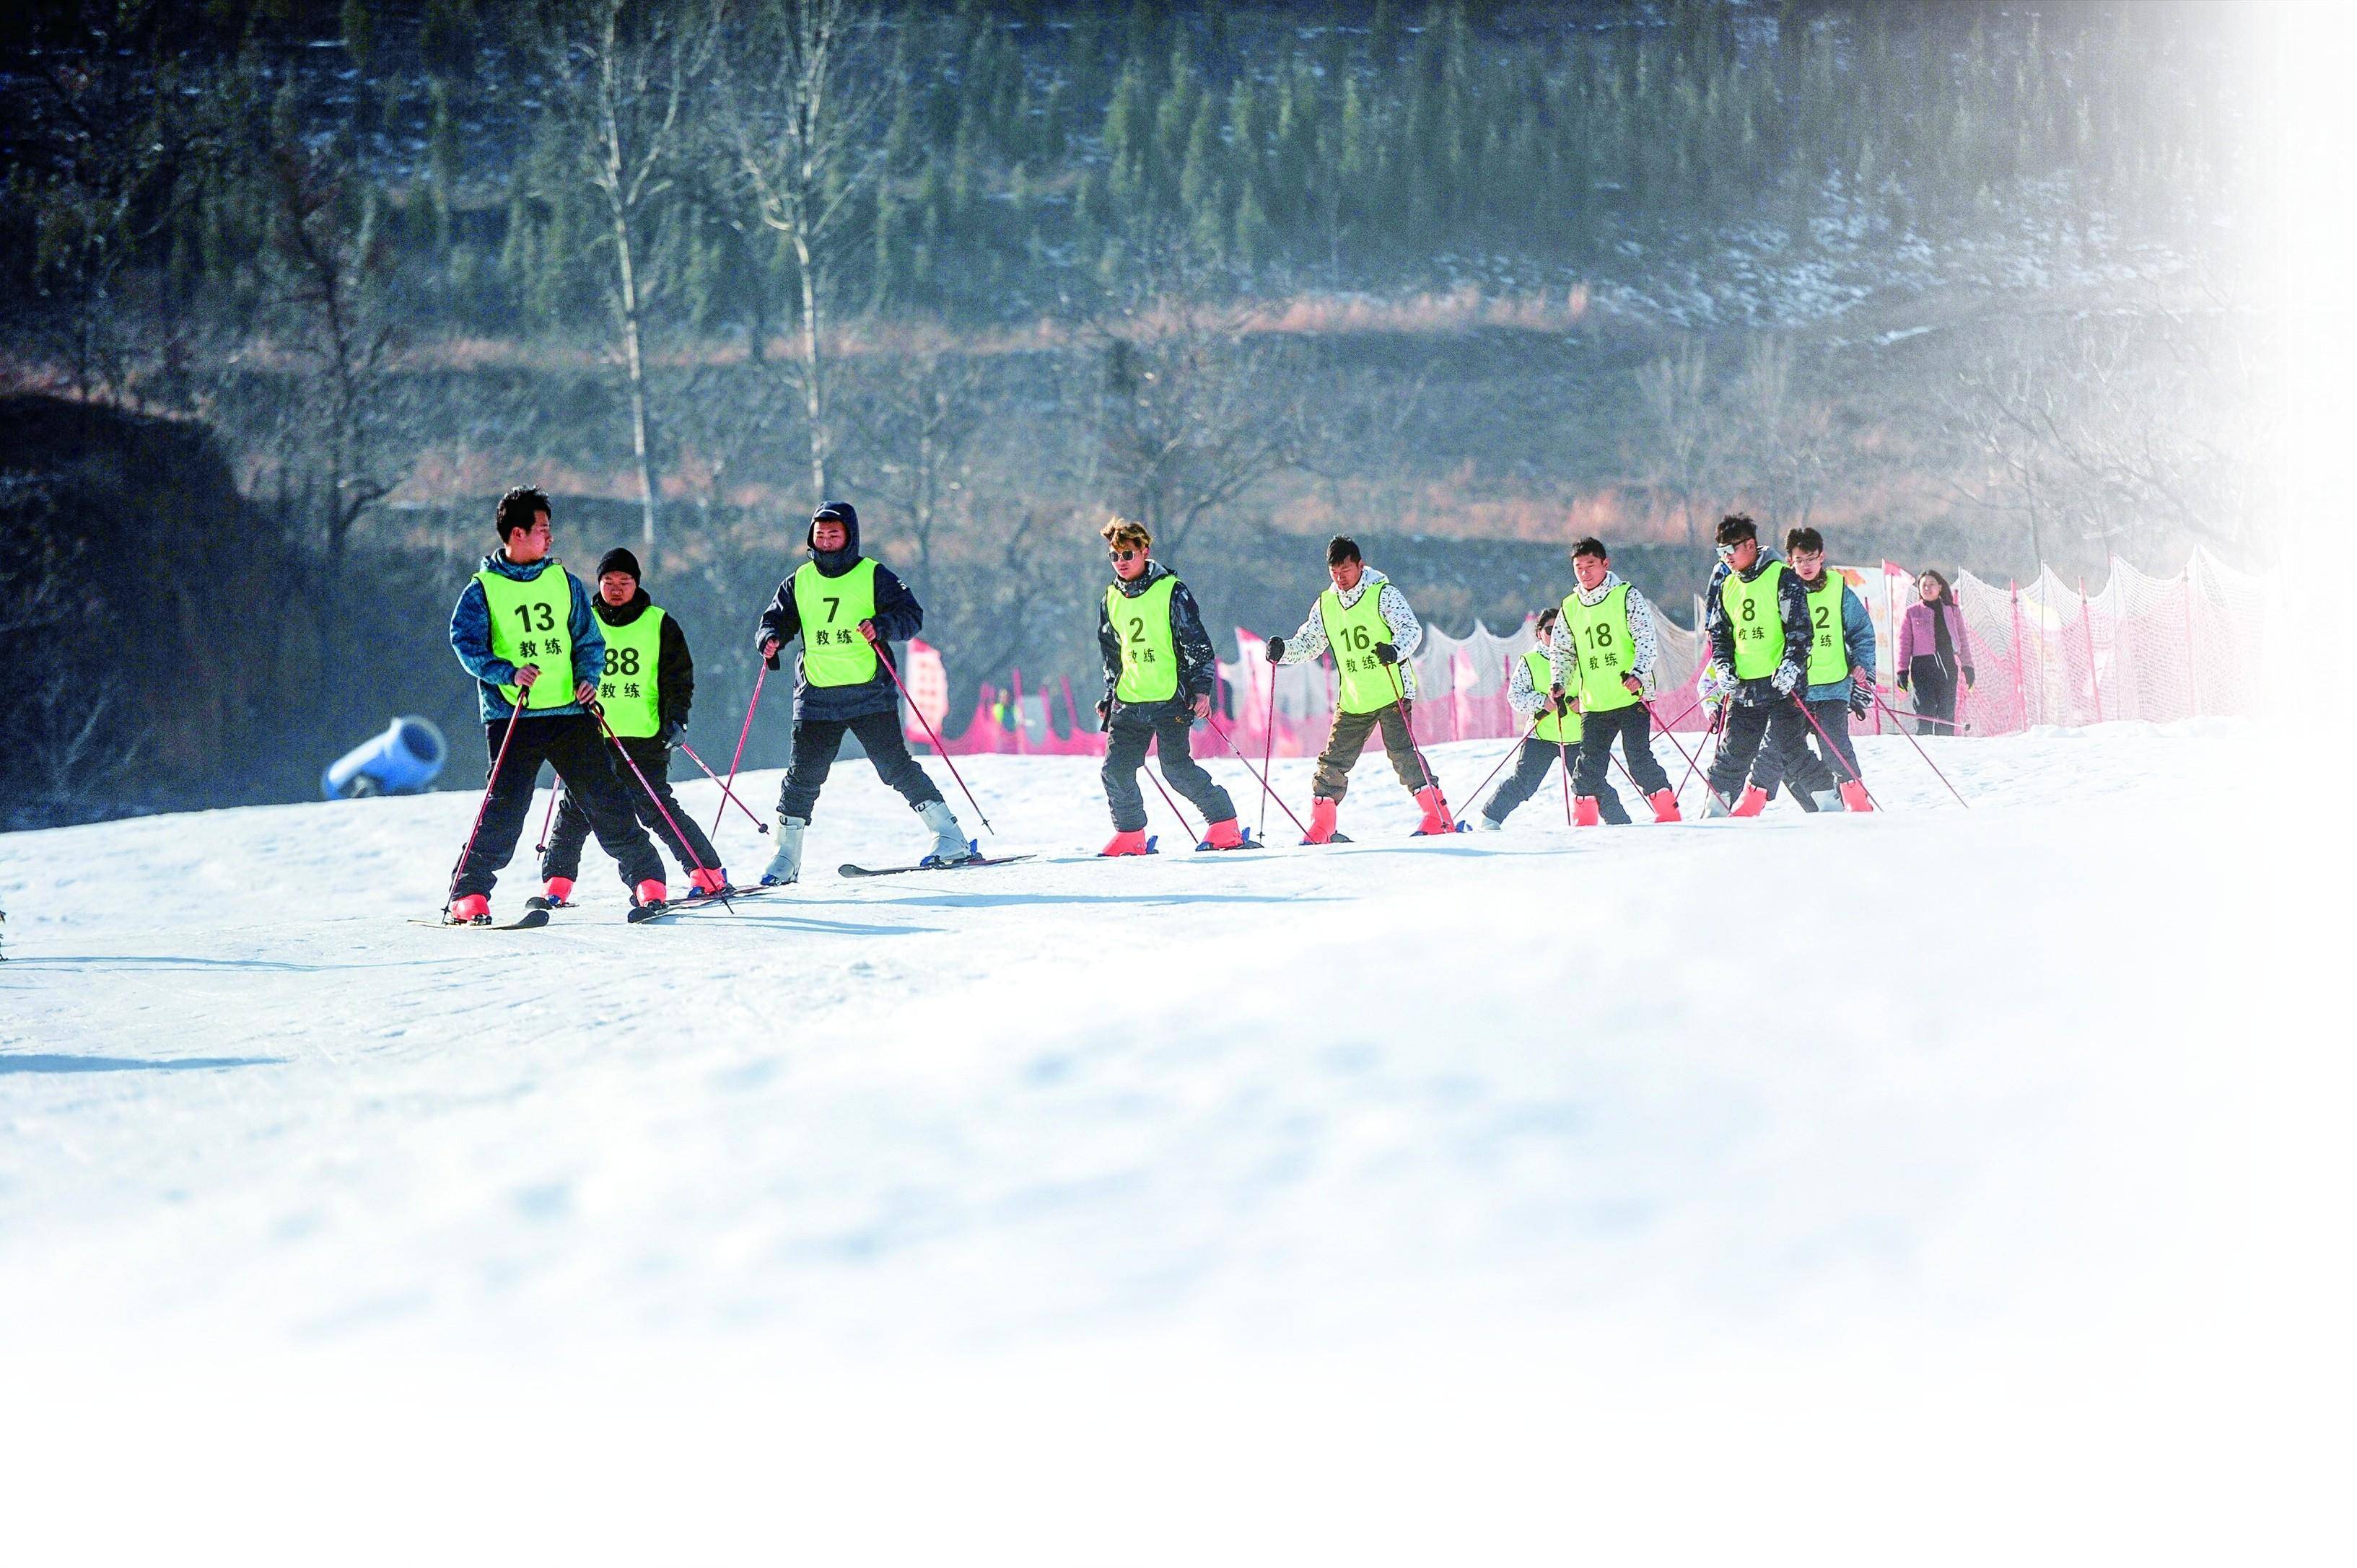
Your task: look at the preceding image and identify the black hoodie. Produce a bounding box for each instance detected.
[751,502,926,722]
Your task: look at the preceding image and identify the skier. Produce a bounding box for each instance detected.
[445,487,669,922]
[539,547,730,903]
[1475,605,1629,829]
[1266,535,1452,841]
[1548,535,1680,825]
[1699,513,1839,817]
[1094,516,1249,855]
[754,501,974,884]
[1783,527,1877,811]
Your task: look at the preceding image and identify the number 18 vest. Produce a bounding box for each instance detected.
[1559,582,1640,714]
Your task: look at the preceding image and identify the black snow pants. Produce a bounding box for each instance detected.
[1908,656,1959,736]
[456,713,663,899]
[1102,708,1236,833]
[1573,704,1674,805]
[777,708,944,823]
[543,736,722,882]
[1707,696,1833,803]
[1482,735,1627,825]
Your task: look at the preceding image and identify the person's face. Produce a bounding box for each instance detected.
[1919,574,1942,603]
[1329,556,1363,592]
[1720,536,1759,572]
[1573,552,1609,591]
[508,512,552,564]
[1790,548,1825,583]
[813,519,849,552]
[1536,615,1557,646]
[599,571,637,607]
[1108,540,1148,581]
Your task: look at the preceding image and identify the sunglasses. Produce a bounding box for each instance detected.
[1108,547,1141,561]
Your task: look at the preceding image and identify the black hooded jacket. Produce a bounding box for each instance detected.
[1096,561,1220,719]
[752,503,925,722]
[595,586,694,739]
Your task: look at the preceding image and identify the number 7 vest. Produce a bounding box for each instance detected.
[476,563,577,711]
[791,559,880,687]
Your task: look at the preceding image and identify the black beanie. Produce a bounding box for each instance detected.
[595,547,642,582]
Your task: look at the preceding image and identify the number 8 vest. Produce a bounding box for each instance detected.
[476,563,577,712]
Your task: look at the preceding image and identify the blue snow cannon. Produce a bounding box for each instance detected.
[323,716,448,800]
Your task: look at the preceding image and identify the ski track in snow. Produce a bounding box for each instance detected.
[0,721,2300,1360]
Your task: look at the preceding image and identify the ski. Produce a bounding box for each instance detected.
[839,854,1036,878]
[408,906,551,931]
[1193,827,1267,852]
[655,884,795,915]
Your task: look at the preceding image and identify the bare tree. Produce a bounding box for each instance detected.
[1725,334,1831,536]
[723,0,885,504]
[530,0,726,549]
[1631,336,1722,547]
[837,336,992,595]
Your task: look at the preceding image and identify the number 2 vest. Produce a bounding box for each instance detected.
[1803,576,1849,688]
[1559,582,1640,714]
[792,558,880,687]
[597,605,667,738]
[1720,559,1789,680]
[1319,582,1398,715]
[1523,649,1584,745]
[1106,575,1180,704]
[476,562,577,712]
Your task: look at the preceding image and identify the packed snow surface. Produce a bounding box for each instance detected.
[0,720,2338,1560]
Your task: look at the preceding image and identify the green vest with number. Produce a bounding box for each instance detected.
[1560,582,1640,714]
[1803,576,1849,688]
[1107,576,1180,704]
[476,562,578,712]
[792,558,880,687]
[1319,582,1398,715]
[1721,560,1789,680]
[597,605,666,738]
[1524,649,1584,745]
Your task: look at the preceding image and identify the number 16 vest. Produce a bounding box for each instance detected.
[1319,582,1398,715]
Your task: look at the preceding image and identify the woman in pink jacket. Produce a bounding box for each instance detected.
[1895,570,1975,735]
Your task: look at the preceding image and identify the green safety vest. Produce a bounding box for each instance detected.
[1560,582,1640,714]
[1319,581,1399,715]
[1524,649,1584,745]
[597,605,666,738]
[791,558,880,687]
[1720,560,1789,680]
[476,561,578,712]
[1803,575,1849,688]
[1106,575,1180,704]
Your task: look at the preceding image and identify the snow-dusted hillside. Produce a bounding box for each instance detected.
[0,721,2336,1561]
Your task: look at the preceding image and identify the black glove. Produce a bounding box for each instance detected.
[1264,635,1285,662]
[656,717,685,748]
[1373,641,1400,666]
[1847,686,1871,720]
[1895,670,1910,693]
[1095,697,1113,730]
[1963,666,1977,689]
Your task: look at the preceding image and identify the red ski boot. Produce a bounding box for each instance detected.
[634,878,668,906]
[448,893,490,924]
[1572,794,1602,827]
[1838,780,1873,813]
[1099,828,1153,857]
[1303,796,1340,844]
[1412,785,1455,836]
[688,866,729,895]
[1730,784,1770,818]
[541,875,574,908]
[1199,818,1246,850]
[1648,789,1682,823]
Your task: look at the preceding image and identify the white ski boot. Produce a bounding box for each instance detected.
[917,799,976,865]
[1808,787,1845,813]
[760,815,806,885]
[1701,790,1733,819]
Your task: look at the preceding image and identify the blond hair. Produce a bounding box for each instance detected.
[1100,514,1151,551]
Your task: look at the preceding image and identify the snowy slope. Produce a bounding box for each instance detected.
[0,720,2338,1560]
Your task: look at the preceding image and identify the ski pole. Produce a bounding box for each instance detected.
[1653,695,1703,735]
[1207,714,1312,838]
[532,780,559,854]
[1559,737,1574,825]
[1258,657,1277,844]
[864,626,994,834]
[1790,696,1886,813]
[678,740,769,835]
[711,660,769,838]
[1461,716,1542,809]
[1871,690,1972,808]
[592,701,728,902]
[1648,699,1734,815]
[444,696,534,920]
[1142,761,1201,845]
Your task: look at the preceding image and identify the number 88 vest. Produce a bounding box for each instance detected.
[598,605,667,738]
